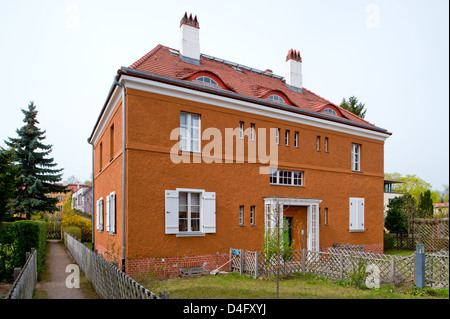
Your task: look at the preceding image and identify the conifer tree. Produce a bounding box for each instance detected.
[5,101,67,219]
[340,96,367,119]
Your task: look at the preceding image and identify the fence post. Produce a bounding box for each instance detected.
[339,253,344,280]
[255,251,259,279]
[240,249,244,276]
[390,259,395,282]
[229,247,233,272]
[159,291,170,299]
[301,249,306,274]
[415,244,425,289]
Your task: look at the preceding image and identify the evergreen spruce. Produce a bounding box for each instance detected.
[5,101,67,219]
[340,96,367,119]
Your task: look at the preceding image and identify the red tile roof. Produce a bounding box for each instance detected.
[122,44,387,132]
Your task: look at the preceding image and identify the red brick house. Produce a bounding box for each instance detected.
[88,13,391,277]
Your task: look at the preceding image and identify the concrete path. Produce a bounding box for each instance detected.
[36,240,87,299]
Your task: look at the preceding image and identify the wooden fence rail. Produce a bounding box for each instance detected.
[6,249,37,299]
[230,246,448,289]
[64,233,167,299]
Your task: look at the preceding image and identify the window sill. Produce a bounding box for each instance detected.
[349,229,365,233]
[176,232,206,237]
[270,184,305,188]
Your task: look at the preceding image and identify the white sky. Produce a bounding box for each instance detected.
[0,0,448,191]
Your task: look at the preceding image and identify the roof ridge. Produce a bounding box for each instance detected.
[129,44,164,69]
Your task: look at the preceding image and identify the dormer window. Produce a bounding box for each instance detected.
[195,76,218,87]
[267,94,286,104]
[323,108,338,116]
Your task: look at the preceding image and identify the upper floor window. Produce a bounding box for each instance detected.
[239,121,244,139]
[323,108,338,116]
[352,143,361,171]
[250,123,256,141]
[267,94,286,104]
[294,131,299,147]
[195,76,218,87]
[180,112,201,152]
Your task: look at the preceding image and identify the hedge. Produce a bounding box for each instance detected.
[0,220,47,281]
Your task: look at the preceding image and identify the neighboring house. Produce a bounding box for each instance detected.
[383,179,404,218]
[46,183,83,211]
[434,202,449,218]
[88,13,391,277]
[72,184,93,216]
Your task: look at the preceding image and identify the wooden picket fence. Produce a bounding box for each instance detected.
[5,249,37,299]
[64,233,168,299]
[230,246,448,288]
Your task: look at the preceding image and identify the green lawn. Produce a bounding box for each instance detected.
[141,271,447,299]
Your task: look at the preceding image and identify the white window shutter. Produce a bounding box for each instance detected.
[96,200,100,230]
[358,198,365,230]
[349,198,358,231]
[99,198,104,231]
[165,190,179,234]
[110,192,116,234]
[106,195,110,233]
[202,192,216,233]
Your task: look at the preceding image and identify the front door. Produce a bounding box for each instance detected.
[283,217,292,247]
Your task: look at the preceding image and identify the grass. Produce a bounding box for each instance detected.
[140,271,448,299]
[384,249,415,256]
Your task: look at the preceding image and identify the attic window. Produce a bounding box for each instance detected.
[267,94,286,104]
[323,108,338,116]
[195,76,218,87]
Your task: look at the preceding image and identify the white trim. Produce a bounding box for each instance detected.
[90,75,390,146]
[264,197,322,251]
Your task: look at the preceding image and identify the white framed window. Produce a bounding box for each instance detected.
[270,169,304,186]
[180,113,201,152]
[316,136,321,151]
[349,197,365,232]
[325,137,329,152]
[165,189,216,236]
[250,123,256,141]
[352,143,361,171]
[250,206,255,225]
[239,205,244,226]
[324,207,329,225]
[275,128,280,145]
[239,121,244,139]
[294,131,299,147]
[179,192,200,232]
[96,198,104,231]
[285,130,290,146]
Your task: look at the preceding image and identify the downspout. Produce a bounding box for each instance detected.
[115,80,127,272]
[90,140,95,250]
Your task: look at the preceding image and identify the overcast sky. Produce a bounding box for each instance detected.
[0,0,448,191]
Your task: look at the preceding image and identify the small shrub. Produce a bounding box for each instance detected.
[64,226,81,241]
[383,233,395,251]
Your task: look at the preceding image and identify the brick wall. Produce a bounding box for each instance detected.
[125,253,230,279]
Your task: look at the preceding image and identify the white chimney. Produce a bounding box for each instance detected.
[285,49,302,92]
[180,13,200,62]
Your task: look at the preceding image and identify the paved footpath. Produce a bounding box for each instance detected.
[36,239,87,299]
